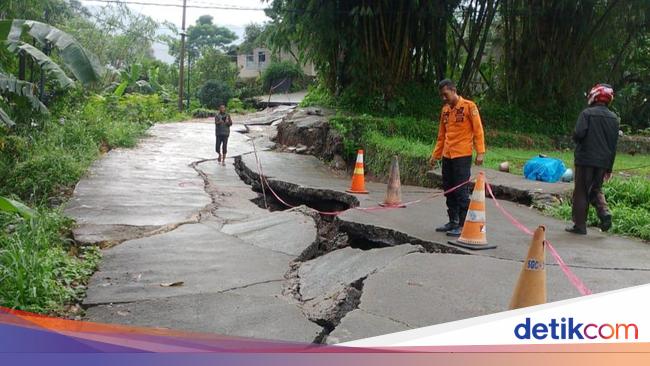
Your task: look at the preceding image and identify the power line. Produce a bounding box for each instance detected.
[79,0,268,11]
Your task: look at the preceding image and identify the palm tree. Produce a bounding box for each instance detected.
[0,19,103,126]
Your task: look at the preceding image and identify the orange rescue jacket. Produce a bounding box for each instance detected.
[432,96,486,160]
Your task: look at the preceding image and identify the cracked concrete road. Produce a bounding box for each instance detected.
[68,117,323,342]
[236,150,650,343]
[67,109,649,345]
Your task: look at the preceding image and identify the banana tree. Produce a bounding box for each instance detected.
[113,62,143,96]
[0,19,103,126]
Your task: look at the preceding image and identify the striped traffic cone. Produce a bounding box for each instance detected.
[448,171,497,250]
[346,150,369,194]
[380,156,405,207]
[509,225,547,309]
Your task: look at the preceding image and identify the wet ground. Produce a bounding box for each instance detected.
[66,109,650,344]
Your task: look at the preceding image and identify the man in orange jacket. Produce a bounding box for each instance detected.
[430,79,486,236]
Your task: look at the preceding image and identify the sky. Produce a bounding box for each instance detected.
[80,0,271,63]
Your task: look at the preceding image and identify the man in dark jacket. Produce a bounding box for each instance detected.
[215,103,232,166]
[566,84,619,235]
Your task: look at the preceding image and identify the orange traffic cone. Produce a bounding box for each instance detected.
[346,149,369,194]
[509,226,547,309]
[380,156,405,207]
[449,171,497,250]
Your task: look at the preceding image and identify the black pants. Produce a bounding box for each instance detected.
[572,164,610,231]
[215,134,229,155]
[441,156,472,225]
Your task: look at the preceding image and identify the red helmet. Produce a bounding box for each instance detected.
[587,84,614,105]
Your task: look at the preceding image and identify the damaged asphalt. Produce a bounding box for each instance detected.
[66,109,650,345]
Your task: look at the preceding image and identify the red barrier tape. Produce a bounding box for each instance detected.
[485,181,593,296]
[249,140,591,296]
[259,171,471,216]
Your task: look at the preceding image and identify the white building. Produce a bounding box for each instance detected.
[236,47,316,79]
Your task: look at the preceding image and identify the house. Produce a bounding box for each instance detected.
[236,47,316,79]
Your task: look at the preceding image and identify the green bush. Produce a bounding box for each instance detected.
[478,100,576,136]
[0,92,183,313]
[0,93,183,203]
[260,61,305,91]
[198,80,234,109]
[234,78,263,99]
[304,81,581,137]
[300,82,336,108]
[0,207,101,313]
[227,98,247,113]
[192,108,217,118]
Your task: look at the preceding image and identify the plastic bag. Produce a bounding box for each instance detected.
[523,156,567,183]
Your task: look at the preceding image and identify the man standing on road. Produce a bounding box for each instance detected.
[566,84,619,235]
[430,79,486,237]
[215,103,233,166]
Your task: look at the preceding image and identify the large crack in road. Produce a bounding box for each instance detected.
[68,113,650,345]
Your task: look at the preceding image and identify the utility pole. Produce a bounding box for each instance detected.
[177,0,187,111]
[186,52,191,111]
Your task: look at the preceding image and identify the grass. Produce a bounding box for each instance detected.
[484,147,650,177]
[0,93,185,313]
[545,176,650,241]
[0,209,101,314]
[333,123,650,242]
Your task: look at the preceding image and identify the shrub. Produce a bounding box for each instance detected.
[0,207,101,313]
[1,93,183,203]
[300,82,336,108]
[227,98,245,113]
[0,93,183,314]
[198,80,234,109]
[260,61,305,91]
[192,108,217,118]
[235,78,263,99]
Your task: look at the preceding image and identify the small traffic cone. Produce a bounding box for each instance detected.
[380,156,405,207]
[448,171,497,250]
[346,149,369,194]
[509,226,547,309]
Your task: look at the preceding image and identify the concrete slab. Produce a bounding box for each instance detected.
[428,166,572,203]
[85,292,322,343]
[221,211,317,257]
[325,309,411,345]
[242,151,650,271]
[299,245,424,301]
[340,197,650,270]
[243,106,296,126]
[83,223,293,305]
[358,253,650,330]
[65,123,215,229]
[256,91,307,106]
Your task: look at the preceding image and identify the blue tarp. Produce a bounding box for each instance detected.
[523,156,567,183]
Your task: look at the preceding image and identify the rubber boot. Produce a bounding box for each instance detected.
[436,210,459,232]
[599,212,612,232]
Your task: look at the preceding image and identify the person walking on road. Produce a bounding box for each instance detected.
[566,84,619,235]
[215,103,233,166]
[430,79,486,237]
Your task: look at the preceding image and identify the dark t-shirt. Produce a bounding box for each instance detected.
[573,104,619,171]
[215,112,232,136]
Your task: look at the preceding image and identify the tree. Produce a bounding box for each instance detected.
[61,3,159,69]
[238,23,266,54]
[500,0,626,110]
[264,0,461,100]
[193,48,238,88]
[188,15,237,54]
[0,19,102,126]
[197,79,233,109]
